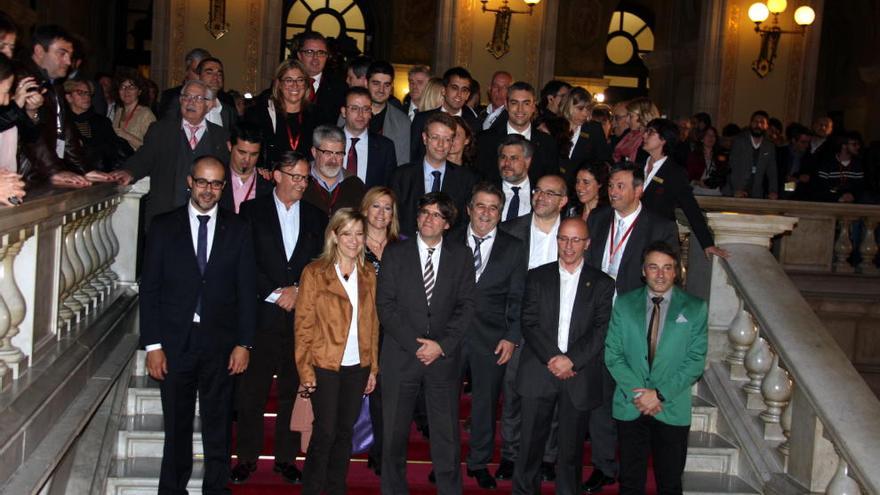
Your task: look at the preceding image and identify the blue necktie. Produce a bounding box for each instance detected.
[506,186,521,221]
[196,215,209,315]
[431,171,442,192]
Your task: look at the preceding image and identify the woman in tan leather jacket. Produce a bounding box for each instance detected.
[294,207,379,495]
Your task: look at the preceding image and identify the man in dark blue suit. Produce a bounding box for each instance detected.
[340,86,398,188]
[140,155,257,494]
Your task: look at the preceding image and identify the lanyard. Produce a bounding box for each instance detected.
[121,106,138,130]
[283,111,303,151]
[608,215,639,260]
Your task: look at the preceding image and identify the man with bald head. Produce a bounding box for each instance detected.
[513,217,614,495]
[481,70,512,130]
[140,155,256,494]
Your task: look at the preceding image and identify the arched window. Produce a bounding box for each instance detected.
[282,0,369,59]
[604,8,654,94]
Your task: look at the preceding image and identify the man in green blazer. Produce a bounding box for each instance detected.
[604,241,708,495]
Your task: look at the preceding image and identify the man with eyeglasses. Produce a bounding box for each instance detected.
[376,191,476,495]
[296,31,346,126]
[338,86,397,188]
[161,56,238,130]
[140,155,256,495]
[512,216,614,495]
[410,66,481,163]
[391,112,477,237]
[495,174,569,483]
[610,102,630,149]
[365,61,410,165]
[158,47,212,120]
[232,150,328,484]
[112,79,230,229]
[302,124,366,216]
[63,78,134,172]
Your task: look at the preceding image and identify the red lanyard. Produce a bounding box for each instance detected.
[121,106,138,130]
[283,111,303,151]
[243,173,257,199]
[608,215,639,259]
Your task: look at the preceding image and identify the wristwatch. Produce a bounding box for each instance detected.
[656,390,666,402]
[238,344,254,351]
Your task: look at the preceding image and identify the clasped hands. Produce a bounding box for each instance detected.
[632,388,663,416]
[547,354,576,380]
[415,338,443,366]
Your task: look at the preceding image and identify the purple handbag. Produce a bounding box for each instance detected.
[351,395,374,454]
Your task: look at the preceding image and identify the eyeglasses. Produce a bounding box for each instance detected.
[180,94,213,103]
[191,176,226,190]
[299,49,328,58]
[532,188,565,198]
[275,168,309,183]
[557,235,588,244]
[0,41,15,52]
[345,105,372,114]
[418,209,446,221]
[69,90,92,97]
[119,84,138,91]
[315,148,346,159]
[280,77,307,86]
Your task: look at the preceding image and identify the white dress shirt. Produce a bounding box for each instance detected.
[206,100,224,127]
[408,101,418,121]
[344,127,370,183]
[528,215,560,269]
[507,122,532,140]
[644,155,668,187]
[311,72,323,94]
[483,104,505,130]
[336,263,361,366]
[557,260,584,353]
[181,118,208,145]
[569,124,581,159]
[264,191,301,304]
[417,234,442,280]
[502,177,531,219]
[601,202,642,280]
[466,225,496,282]
[423,160,447,193]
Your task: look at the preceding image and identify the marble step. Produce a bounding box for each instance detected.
[104,458,758,495]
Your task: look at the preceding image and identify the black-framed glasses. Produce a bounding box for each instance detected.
[532,188,565,198]
[299,49,328,58]
[315,147,346,159]
[557,235,588,244]
[418,209,446,221]
[298,385,317,399]
[180,94,212,103]
[279,77,307,86]
[190,176,226,190]
[275,168,309,183]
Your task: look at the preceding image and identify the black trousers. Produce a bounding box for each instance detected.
[463,346,506,471]
[512,390,589,495]
[587,399,618,476]
[617,415,690,495]
[500,346,558,463]
[159,324,234,495]
[235,325,300,463]
[301,365,370,495]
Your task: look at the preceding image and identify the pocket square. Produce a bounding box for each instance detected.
[676,314,688,323]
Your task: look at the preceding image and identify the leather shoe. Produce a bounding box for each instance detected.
[230,461,256,484]
[494,458,514,480]
[367,456,381,476]
[540,461,556,482]
[467,468,497,489]
[428,469,436,484]
[582,469,615,493]
[274,461,303,484]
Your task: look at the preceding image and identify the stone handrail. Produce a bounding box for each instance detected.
[696,196,880,274]
[703,212,880,494]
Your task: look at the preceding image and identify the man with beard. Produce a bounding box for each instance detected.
[497,134,534,221]
[727,110,778,199]
[140,155,256,494]
[220,122,273,213]
[302,124,366,215]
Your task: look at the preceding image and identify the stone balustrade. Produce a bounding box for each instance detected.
[699,212,880,494]
[696,196,880,274]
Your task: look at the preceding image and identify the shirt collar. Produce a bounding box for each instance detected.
[273,188,300,212]
[310,166,344,191]
[181,118,208,130]
[187,201,218,221]
[442,106,463,117]
[507,122,532,140]
[648,288,672,303]
[559,259,584,276]
[614,202,642,224]
[468,225,496,242]
[502,177,529,192]
[345,127,368,140]
[423,159,447,175]
[417,234,443,253]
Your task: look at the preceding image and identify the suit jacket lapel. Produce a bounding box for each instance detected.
[568,267,595,344]
[177,207,201,276]
[657,286,686,358]
[205,209,229,274]
[548,266,561,338]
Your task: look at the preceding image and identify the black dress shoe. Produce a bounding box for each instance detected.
[540,461,556,482]
[467,468,497,489]
[230,461,257,483]
[582,469,615,493]
[494,458,514,480]
[367,456,381,476]
[428,469,436,483]
[274,461,303,484]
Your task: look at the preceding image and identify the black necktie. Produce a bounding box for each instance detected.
[648,296,663,367]
[431,171,442,192]
[506,186,521,221]
[196,215,210,315]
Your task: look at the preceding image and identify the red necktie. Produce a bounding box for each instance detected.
[308,77,317,103]
[186,124,202,150]
[347,137,359,175]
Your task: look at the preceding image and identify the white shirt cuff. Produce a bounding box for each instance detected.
[145,344,162,352]
[265,288,283,304]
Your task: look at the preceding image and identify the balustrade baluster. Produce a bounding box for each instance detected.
[62,215,85,322]
[104,200,120,284]
[0,231,30,378]
[833,218,855,273]
[726,301,756,380]
[857,217,878,275]
[744,336,773,409]
[92,205,112,294]
[0,241,11,385]
[779,397,792,457]
[760,354,792,440]
[81,207,103,302]
[826,454,863,495]
[72,213,96,312]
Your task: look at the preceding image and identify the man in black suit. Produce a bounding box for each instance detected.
[410,67,480,163]
[140,156,256,494]
[157,47,211,120]
[231,150,328,484]
[296,31,346,126]
[513,217,615,495]
[447,183,527,489]
[366,61,411,165]
[477,81,559,184]
[161,57,238,130]
[581,161,679,493]
[391,112,477,237]
[220,122,273,213]
[340,86,397,188]
[377,192,476,495]
[497,134,534,221]
[112,80,231,229]
[639,118,728,259]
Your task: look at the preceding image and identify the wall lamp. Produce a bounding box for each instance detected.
[748,1,816,78]
[481,0,541,59]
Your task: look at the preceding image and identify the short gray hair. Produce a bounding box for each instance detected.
[184,48,212,68]
[497,133,535,159]
[312,125,345,148]
[181,79,216,101]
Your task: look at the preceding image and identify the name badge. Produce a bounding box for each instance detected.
[784,181,796,192]
[652,176,664,184]
[579,131,590,139]
[55,139,66,159]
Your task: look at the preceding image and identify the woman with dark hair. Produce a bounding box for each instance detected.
[0,52,26,205]
[245,59,317,165]
[686,126,726,195]
[448,115,477,169]
[295,208,380,494]
[111,74,156,150]
[566,162,608,222]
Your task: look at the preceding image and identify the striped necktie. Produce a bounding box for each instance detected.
[423,247,436,306]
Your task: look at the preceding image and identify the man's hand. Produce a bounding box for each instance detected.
[767,192,779,200]
[13,77,42,109]
[85,170,114,182]
[548,355,576,380]
[365,373,377,394]
[146,349,168,381]
[0,171,26,206]
[632,388,662,415]
[494,339,516,365]
[734,190,749,198]
[275,285,298,312]
[704,246,729,259]
[257,167,273,181]
[228,346,250,375]
[415,338,443,366]
[50,171,91,188]
[109,170,134,186]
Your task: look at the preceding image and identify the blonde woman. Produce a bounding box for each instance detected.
[295,208,379,495]
[418,77,445,113]
[613,96,659,163]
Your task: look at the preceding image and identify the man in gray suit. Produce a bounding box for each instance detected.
[367,61,410,165]
[111,80,231,228]
[727,110,779,199]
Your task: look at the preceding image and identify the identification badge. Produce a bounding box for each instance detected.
[652,176,664,184]
[784,181,796,192]
[579,131,590,139]
[55,139,66,159]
